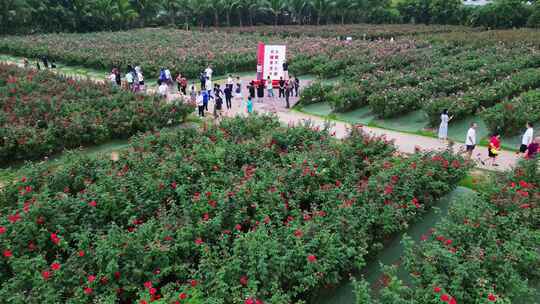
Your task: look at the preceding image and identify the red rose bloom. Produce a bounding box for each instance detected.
[3,249,13,258]
[0,226,6,234]
[50,233,60,245]
[88,200,97,207]
[440,294,450,302]
[144,281,153,289]
[190,279,198,287]
[84,287,93,295]
[42,270,51,280]
[488,293,497,302]
[433,286,441,293]
[79,250,85,257]
[88,275,96,283]
[195,238,203,245]
[179,292,187,299]
[51,263,61,271]
[240,275,248,286]
[307,255,317,262]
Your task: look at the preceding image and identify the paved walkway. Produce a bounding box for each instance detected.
[213,81,519,172]
[1,58,521,171]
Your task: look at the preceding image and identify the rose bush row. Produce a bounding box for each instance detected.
[0,115,471,303]
[482,89,540,136]
[425,67,540,126]
[354,158,539,304]
[0,64,193,163]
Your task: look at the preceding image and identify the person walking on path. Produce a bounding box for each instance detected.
[294,76,300,97]
[518,122,534,156]
[282,60,289,80]
[464,122,477,160]
[246,96,253,114]
[526,137,539,159]
[438,109,453,141]
[196,91,205,117]
[267,76,274,99]
[205,65,213,80]
[158,80,168,99]
[279,77,285,98]
[227,74,234,90]
[190,84,197,104]
[224,84,233,110]
[285,80,293,109]
[236,76,243,94]
[248,81,256,103]
[234,83,242,105]
[136,66,144,92]
[481,133,501,167]
[213,84,223,117]
[200,72,207,90]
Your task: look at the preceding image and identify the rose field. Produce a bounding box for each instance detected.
[0,23,540,304]
[0,63,193,163]
[0,115,474,303]
[296,29,540,146]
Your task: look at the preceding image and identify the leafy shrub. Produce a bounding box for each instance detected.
[297,81,333,107]
[0,64,193,163]
[0,115,470,303]
[354,159,540,303]
[482,89,540,135]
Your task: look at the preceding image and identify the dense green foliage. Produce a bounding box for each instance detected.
[354,159,539,304]
[1,0,539,35]
[297,29,540,135]
[0,64,193,163]
[0,115,470,303]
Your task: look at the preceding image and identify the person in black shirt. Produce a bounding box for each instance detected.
[41,55,49,69]
[248,81,256,100]
[224,85,233,110]
[200,72,206,90]
[294,76,300,97]
[282,61,289,80]
[279,77,285,98]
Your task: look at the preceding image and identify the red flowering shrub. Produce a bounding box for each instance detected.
[355,159,539,303]
[0,115,469,303]
[0,63,193,163]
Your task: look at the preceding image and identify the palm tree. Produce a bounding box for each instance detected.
[266,0,285,25]
[309,0,334,25]
[220,0,241,26]
[162,0,181,25]
[287,0,308,24]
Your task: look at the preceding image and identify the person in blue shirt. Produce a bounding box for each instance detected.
[202,89,213,111]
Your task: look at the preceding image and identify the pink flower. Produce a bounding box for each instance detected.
[8,212,21,223]
[88,200,97,207]
[51,263,61,271]
[440,294,450,302]
[0,226,6,234]
[84,287,93,295]
[88,275,96,283]
[307,255,317,263]
[144,281,153,289]
[3,249,13,258]
[433,286,441,293]
[195,238,203,245]
[79,250,85,257]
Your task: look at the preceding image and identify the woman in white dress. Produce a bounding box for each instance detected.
[438,109,453,140]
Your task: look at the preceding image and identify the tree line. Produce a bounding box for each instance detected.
[1,0,539,34]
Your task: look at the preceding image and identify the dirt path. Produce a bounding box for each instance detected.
[2,57,521,171]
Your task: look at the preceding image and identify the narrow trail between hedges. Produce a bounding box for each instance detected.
[1,56,521,172]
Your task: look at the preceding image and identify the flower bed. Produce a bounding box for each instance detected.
[0,28,354,79]
[482,89,540,135]
[355,159,539,303]
[0,63,193,163]
[0,115,470,303]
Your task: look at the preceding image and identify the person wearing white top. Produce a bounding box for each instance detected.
[205,66,213,80]
[464,122,477,159]
[438,109,453,140]
[125,72,134,90]
[108,73,116,85]
[158,81,168,99]
[196,92,205,117]
[227,75,233,89]
[519,122,534,154]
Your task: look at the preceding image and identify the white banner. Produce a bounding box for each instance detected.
[263,45,286,81]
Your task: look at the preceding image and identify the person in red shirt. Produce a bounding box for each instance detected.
[487,133,501,166]
[526,137,539,159]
